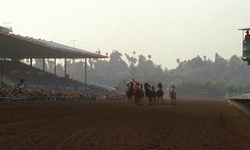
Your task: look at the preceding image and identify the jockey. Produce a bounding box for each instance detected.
[132,79,140,90]
[170,84,175,92]
[126,81,130,91]
[144,82,149,91]
[147,83,152,91]
[129,80,134,90]
[157,82,163,90]
[151,85,155,91]
[140,83,143,90]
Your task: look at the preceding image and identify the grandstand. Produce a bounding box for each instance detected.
[0,26,125,101]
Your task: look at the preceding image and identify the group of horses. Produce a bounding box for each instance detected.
[125,82,177,105]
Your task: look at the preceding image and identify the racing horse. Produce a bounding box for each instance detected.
[151,85,157,101]
[144,82,154,104]
[133,88,144,105]
[169,89,177,104]
[156,88,164,101]
[126,82,134,102]
[126,81,144,105]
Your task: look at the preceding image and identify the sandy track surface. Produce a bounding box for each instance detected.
[0,97,250,150]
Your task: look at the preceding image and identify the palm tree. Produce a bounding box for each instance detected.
[148,55,152,60]
[203,55,207,61]
[177,58,180,64]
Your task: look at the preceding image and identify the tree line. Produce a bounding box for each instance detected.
[31,51,250,96]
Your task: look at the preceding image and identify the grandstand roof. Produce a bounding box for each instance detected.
[0,32,108,59]
[238,27,250,31]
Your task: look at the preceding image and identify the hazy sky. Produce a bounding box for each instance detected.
[1,0,250,69]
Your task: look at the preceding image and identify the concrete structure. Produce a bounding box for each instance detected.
[227,94,250,114]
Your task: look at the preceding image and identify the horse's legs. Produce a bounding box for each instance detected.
[148,97,152,104]
[127,96,130,102]
[129,96,133,103]
[137,97,140,105]
[157,96,162,102]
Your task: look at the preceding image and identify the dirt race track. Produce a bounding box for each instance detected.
[1,97,250,150]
